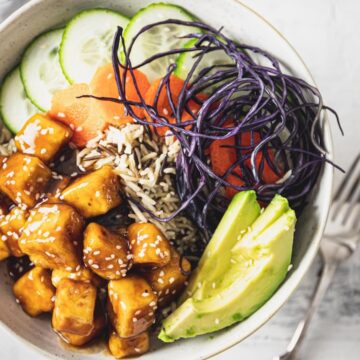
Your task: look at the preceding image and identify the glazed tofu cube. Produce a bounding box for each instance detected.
[56,310,106,346]
[51,267,101,288]
[0,153,52,208]
[61,165,122,218]
[107,275,157,338]
[0,207,29,257]
[0,236,10,261]
[15,113,72,163]
[83,223,130,280]
[19,203,84,270]
[143,248,191,307]
[13,267,55,317]
[128,223,171,267]
[52,279,97,336]
[108,330,150,359]
[0,155,7,168]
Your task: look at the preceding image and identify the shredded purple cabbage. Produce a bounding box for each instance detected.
[81,19,342,242]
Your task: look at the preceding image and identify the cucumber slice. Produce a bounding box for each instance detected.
[123,3,200,82]
[174,38,233,82]
[60,8,129,84]
[20,29,69,112]
[0,67,37,133]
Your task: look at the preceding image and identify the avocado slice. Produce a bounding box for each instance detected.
[181,190,260,303]
[231,194,289,255]
[159,206,296,342]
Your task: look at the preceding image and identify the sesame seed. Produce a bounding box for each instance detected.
[215,318,220,325]
[120,301,126,310]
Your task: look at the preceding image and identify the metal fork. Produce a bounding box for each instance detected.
[274,154,360,360]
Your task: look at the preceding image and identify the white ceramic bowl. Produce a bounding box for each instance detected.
[0,0,333,359]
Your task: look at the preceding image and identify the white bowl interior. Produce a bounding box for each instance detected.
[0,0,333,359]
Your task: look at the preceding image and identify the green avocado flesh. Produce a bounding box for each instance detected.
[180,190,260,303]
[159,192,296,342]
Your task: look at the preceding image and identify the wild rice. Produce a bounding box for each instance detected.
[0,125,16,156]
[77,124,199,255]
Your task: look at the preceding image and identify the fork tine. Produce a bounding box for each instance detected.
[332,153,360,222]
[345,173,360,202]
[333,154,360,201]
[343,188,360,228]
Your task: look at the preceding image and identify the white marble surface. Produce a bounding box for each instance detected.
[0,0,359,359]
